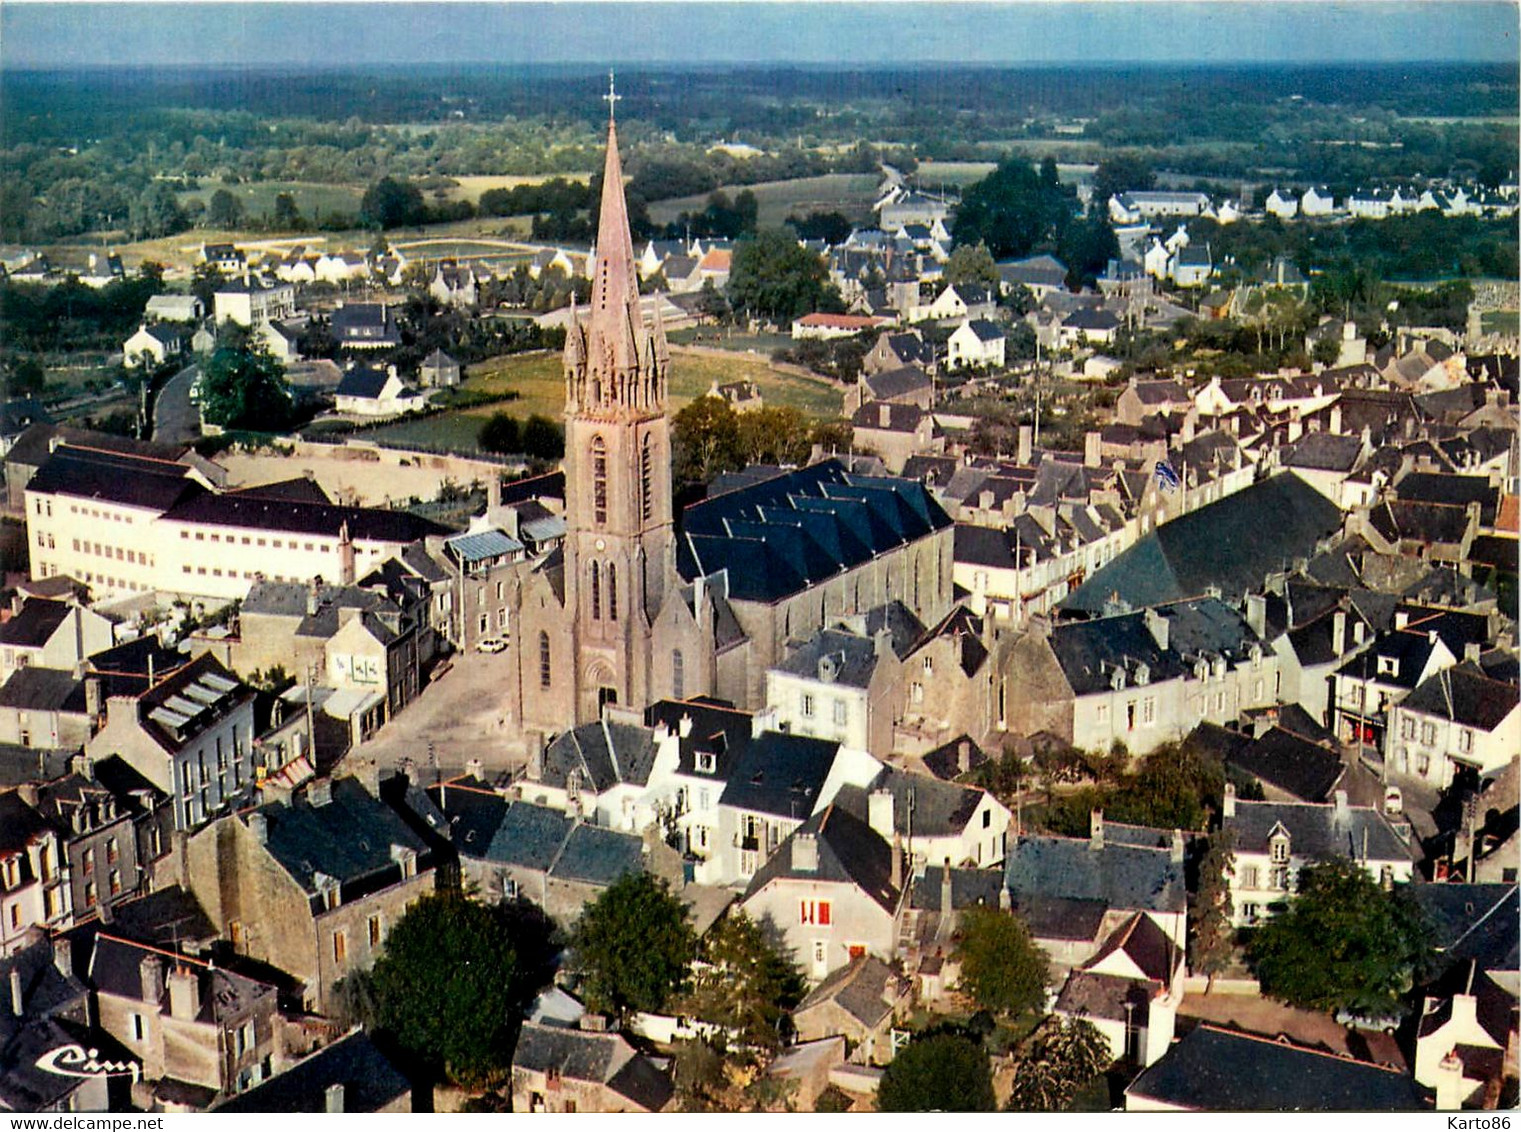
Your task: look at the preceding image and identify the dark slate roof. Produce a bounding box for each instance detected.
[744,804,901,913]
[920,735,990,781]
[0,666,83,715]
[1064,307,1121,331]
[1281,432,1363,473]
[776,627,887,689]
[512,1022,673,1111]
[0,598,75,650]
[1056,969,1155,1023]
[1063,473,1343,613]
[0,791,49,856]
[1331,629,1442,691]
[549,824,644,886]
[335,365,393,399]
[17,440,189,513]
[1126,1025,1425,1111]
[1398,662,1519,731]
[998,254,1068,288]
[678,459,952,605]
[542,719,658,794]
[1218,725,1346,803]
[718,731,839,819]
[1048,597,1261,697]
[962,318,1004,343]
[852,400,932,433]
[162,491,448,543]
[90,934,275,1026]
[1224,798,1413,863]
[215,1031,410,1113]
[427,779,510,860]
[1004,834,1186,915]
[865,364,932,401]
[0,935,87,1046]
[1013,895,1112,942]
[483,802,574,871]
[645,698,752,780]
[1369,499,1472,546]
[796,955,900,1028]
[1440,885,1519,974]
[252,777,430,895]
[1409,883,1517,955]
[87,885,214,951]
[907,865,1004,912]
[0,1016,98,1112]
[1395,473,1498,526]
[229,476,333,505]
[1086,910,1179,982]
[835,770,986,841]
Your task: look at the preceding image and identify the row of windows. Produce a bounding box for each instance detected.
[80,572,149,592]
[1399,715,1474,752]
[65,502,135,522]
[182,529,333,552]
[70,538,154,568]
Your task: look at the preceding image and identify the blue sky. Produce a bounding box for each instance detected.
[3,2,1516,67]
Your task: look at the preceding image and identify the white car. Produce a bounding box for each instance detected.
[476,637,508,654]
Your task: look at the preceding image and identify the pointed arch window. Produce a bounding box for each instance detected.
[640,434,655,523]
[672,649,685,700]
[539,632,552,689]
[591,435,608,525]
[607,563,618,621]
[590,561,602,621]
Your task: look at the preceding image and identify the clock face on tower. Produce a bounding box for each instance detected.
[595,538,606,551]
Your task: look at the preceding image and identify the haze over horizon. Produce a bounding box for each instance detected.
[3,1,1516,69]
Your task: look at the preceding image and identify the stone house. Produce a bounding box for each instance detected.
[213,1030,411,1113]
[850,402,942,474]
[1052,910,1183,1065]
[0,597,114,682]
[26,774,145,922]
[1384,661,1520,790]
[792,954,911,1065]
[511,1021,674,1113]
[0,792,71,957]
[123,324,184,369]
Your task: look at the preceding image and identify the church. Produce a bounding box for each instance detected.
[506,89,955,752]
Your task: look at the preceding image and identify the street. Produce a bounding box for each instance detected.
[153,363,202,446]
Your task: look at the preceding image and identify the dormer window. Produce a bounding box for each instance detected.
[1377,655,1398,677]
[1269,836,1289,864]
[389,845,418,880]
[696,751,717,775]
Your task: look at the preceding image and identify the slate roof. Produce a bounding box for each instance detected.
[483,802,574,871]
[834,769,986,841]
[1331,629,1442,692]
[1440,885,1519,974]
[744,804,901,912]
[1013,895,1112,942]
[1369,499,1472,546]
[1048,597,1261,697]
[998,254,1068,289]
[1398,661,1519,731]
[961,318,1004,343]
[1056,969,1156,1023]
[1063,473,1343,613]
[26,447,199,513]
[776,627,887,688]
[907,865,1004,912]
[1004,834,1186,915]
[512,1022,672,1112]
[215,1031,411,1113]
[87,885,215,951]
[796,955,901,1028]
[334,365,394,399]
[1210,724,1346,802]
[90,935,276,1026]
[1086,910,1179,982]
[542,719,658,794]
[1409,883,1517,955]
[865,364,932,401]
[719,731,839,820]
[645,698,752,780]
[1064,308,1121,331]
[1224,798,1413,863]
[852,401,932,433]
[251,777,430,897]
[549,823,644,886]
[1126,1025,1425,1111]
[920,734,990,781]
[427,779,509,860]
[162,491,448,543]
[1281,432,1363,473]
[0,1016,98,1112]
[0,599,74,650]
[678,459,952,605]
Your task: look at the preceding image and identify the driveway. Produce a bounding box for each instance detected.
[153,363,201,446]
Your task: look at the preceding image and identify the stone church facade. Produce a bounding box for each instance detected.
[505,103,955,753]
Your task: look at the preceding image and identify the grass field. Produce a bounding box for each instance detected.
[364,347,842,453]
[438,173,593,205]
[646,173,880,229]
[177,180,365,222]
[1482,310,1520,335]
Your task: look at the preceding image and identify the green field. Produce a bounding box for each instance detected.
[364,347,842,453]
[1482,310,1520,335]
[176,180,365,222]
[646,173,881,229]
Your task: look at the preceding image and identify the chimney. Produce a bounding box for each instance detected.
[1244,593,1266,639]
[890,834,903,890]
[85,676,103,721]
[790,832,818,873]
[1223,782,1237,819]
[1144,607,1170,652]
[1435,1051,1468,1111]
[1332,610,1347,657]
[325,1084,345,1114]
[1017,425,1033,465]
[9,968,22,1016]
[52,937,71,978]
[1170,828,1185,864]
[248,811,268,845]
[306,578,320,617]
[167,967,200,1020]
[1089,808,1105,850]
[1329,403,1343,435]
[878,403,892,428]
[1333,789,1348,819]
[868,789,896,840]
[1084,430,1102,468]
[487,476,503,515]
[998,884,1011,912]
[1143,987,1179,1067]
[956,739,972,776]
[940,859,953,911]
[308,778,333,807]
[465,757,484,781]
[140,955,165,1005]
[1464,641,1482,664]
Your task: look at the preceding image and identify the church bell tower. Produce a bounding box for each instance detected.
[560,74,674,722]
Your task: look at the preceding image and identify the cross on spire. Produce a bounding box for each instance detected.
[603,70,621,123]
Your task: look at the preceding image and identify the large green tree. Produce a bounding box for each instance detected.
[954,905,1049,1018]
[672,396,741,486]
[572,872,695,1016]
[726,229,839,323]
[129,182,189,240]
[1189,829,1236,991]
[360,176,427,229]
[942,242,1001,292]
[207,188,245,229]
[952,158,1077,259]
[364,890,520,1085]
[197,339,292,431]
[877,1030,995,1113]
[1004,1017,1112,1111]
[1248,857,1433,1018]
[675,911,804,1052]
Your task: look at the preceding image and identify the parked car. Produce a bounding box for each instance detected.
[476,637,508,654]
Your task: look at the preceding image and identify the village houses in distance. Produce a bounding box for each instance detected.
[1,67,1519,1116]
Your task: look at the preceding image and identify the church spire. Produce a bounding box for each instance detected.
[590,72,639,326]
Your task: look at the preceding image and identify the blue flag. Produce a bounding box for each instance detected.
[1155,460,1181,493]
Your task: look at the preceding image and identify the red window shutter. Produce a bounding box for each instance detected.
[819,902,831,926]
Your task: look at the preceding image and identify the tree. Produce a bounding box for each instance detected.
[129,182,188,240]
[1248,857,1433,1019]
[877,1030,995,1112]
[360,176,427,229]
[478,412,522,454]
[1093,156,1157,205]
[206,188,245,230]
[1189,829,1236,991]
[364,890,520,1086]
[953,905,1049,1017]
[735,405,814,468]
[1056,216,1121,290]
[953,157,1077,259]
[1312,335,1343,368]
[1004,1017,1112,1111]
[672,396,741,486]
[272,191,304,230]
[696,278,730,324]
[726,229,838,323]
[572,872,695,1016]
[787,210,853,245]
[8,355,46,398]
[942,243,1001,292]
[197,340,293,431]
[676,911,804,1052]
[520,414,563,460]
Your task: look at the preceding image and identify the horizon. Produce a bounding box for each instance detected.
[3,2,1517,68]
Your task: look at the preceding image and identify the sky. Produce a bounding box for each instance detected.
[2,1,1516,68]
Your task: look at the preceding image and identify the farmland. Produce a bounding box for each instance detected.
[645,173,881,229]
